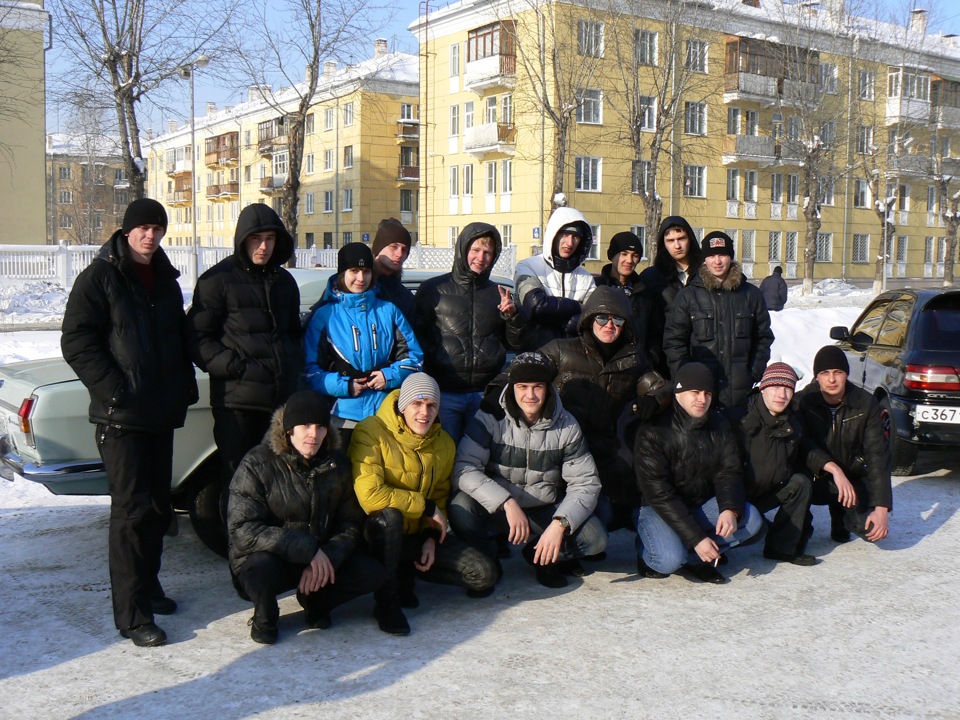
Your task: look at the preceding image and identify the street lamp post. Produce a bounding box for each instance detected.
[179,54,209,282]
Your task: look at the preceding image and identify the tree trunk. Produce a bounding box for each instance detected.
[282,112,306,267]
[944,217,959,287]
[801,203,820,295]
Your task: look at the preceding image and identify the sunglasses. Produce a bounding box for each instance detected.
[595,315,626,327]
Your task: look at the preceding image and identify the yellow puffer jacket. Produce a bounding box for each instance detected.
[349,389,455,535]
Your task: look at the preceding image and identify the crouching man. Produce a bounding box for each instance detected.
[450,351,608,589]
[228,391,386,645]
[634,362,763,584]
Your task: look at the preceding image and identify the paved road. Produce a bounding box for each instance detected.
[2,452,959,719]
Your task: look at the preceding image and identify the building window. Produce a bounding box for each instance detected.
[323,191,333,213]
[305,154,314,174]
[577,89,603,124]
[450,104,460,135]
[324,150,333,171]
[343,188,353,211]
[638,96,656,130]
[575,156,601,191]
[502,94,513,125]
[741,230,755,261]
[635,29,657,66]
[485,161,497,194]
[787,174,799,204]
[485,96,497,124]
[854,179,869,208]
[786,116,801,141]
[59,190,73,204]
[450,43,460,76]
[815,232,832,262]
[929,185,940,213]
[684,165,706,197]
[888,67,929,101]
[819,63,838,94]
[727,169,740,201]
[273,151,288,176]
[400,188,413,212]
[59,215,72,229]
[305,193,315,214]
[632,160,651,194]
[771,173,783,202]
[856,126,874,155]
[853,234,870,263]
[629,225,646,256]
[685,40,707,73]
[325,108,335,130]
[114,168,126,184]
[896,235,908,263]
[768,231,781,262]
[306,114,315,134]
[745,110,759,136]
[449,165,459,197]
[450,227,459,245]
[502,224,512,246]
[819,121,836,148]
[744,171,757,202]
[727,107,740,135]
[820,177,835,206]
[59,166,71,181]
[400,103,415,120]
[343,102,354,126]
[343,231,353,245]
[501,159,513,194]
[463,164,474,195]
[344,146,354,169]
[464,101,474,129]
[858,70,875,100]
[578,20,604,58]
[786,231,798,262]
[684,102,706,135]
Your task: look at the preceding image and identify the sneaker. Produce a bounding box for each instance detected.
[151,596,178,615]
[763,548,819,566]
[831,528,852,543]
[304,607,332,630]
[120,622,167,647]
[685,563,729,585]
[557,559,587,577]
[248,616,278,644]
[374,603,410,636]
[636,557,669,579]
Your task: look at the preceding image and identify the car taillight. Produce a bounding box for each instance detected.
[17,397,36,447]
[904,365,960,391]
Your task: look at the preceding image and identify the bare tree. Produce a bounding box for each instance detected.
[228,0,393,255]
[53,0,235,199]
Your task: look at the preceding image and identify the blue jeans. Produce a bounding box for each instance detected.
[439,391,482,445]
[634,498,764,574]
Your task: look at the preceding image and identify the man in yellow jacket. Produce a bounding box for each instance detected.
[349,373,498,635]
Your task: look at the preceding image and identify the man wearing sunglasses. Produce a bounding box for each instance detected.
[540,287,671,538]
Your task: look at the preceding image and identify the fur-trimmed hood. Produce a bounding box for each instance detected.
[266,403,341,460]
[698,262,745,292]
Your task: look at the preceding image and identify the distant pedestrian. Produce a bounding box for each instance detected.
[759,265,788,311]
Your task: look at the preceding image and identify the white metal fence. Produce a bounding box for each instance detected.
[0,243,518,289]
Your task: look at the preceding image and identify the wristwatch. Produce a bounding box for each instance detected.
[554,516,571,533]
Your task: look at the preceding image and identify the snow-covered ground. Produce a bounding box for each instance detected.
[4,277,960,718]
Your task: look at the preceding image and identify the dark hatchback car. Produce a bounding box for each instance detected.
[829,288,960,475]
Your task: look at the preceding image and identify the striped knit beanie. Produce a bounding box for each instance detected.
[397,373,441,412]
[759,362,799,391]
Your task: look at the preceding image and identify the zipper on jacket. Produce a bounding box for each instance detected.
[352,325,360,352]
[371,323,378,351]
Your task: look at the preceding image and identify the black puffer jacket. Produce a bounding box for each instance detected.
[61,231,196,431]
[759,272,788,311]
[413,222,524,393]
[638,216,702,377]
[375,271,415,322]
[634,402,746,550]
[731,391,812,500]
[187,204,302,412]
[595,264,652,363]
[663,263,773,410]
[227,406,364,576]
[796,382,893,510]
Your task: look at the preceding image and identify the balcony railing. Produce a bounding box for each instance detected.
[260,174,287,193]
[258,134,288,156]
[932,104,960,130]
[887,154,932,176]
[463,122,516,156]
[464,54,516,93]
[886,96,930,126]
[206,181,240,199]
[165,159,190,176]
[721,135,776,165]
[723,72,778,101]
[398,165,420,181]
[165,190,192,206]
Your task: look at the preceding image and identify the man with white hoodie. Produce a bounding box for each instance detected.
[514,207,596,350]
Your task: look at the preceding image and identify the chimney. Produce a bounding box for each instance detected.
[147,128,154,140]
[324,61,337,79]
[168,119,179,133]
[206,102,217,115]
[375,38,388,58]
[910,9,928,36]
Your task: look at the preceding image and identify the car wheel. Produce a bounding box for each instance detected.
[879,397,919,476]
[187,459,228,558]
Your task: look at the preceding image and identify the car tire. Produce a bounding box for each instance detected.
[879,397,919,476]
[187,460,228,558]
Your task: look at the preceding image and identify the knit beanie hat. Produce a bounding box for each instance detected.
[338,242,374,274]
[701,230,735,259]
[397,373,441,413]
[607,231,643,260]
[283,390,331,432]
[813,345,850,376]
[122,198,168,233]
[759,362,799,391]
[508,351,558,385]
[372,218,413,256]
[674,362,715,394]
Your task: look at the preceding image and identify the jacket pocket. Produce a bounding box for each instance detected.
[734,312,754,338]
[691,312,715,342]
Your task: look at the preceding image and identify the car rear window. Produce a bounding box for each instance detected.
[918,294,960,351]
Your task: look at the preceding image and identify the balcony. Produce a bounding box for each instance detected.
[205,181,239,200]
[165,159,190,176]
[778,78,819,107]
[886,154,932,177]
[398,165,419,182]
[165,189,192,206]
[258,134,288,156]
[205,132,240,167]
[886,96,930,126]
[721,135,776,166]
[397,120,419,141]
[464,54,516,94]
[723,72,778,104]
[463,122,516,157]
[932,104,960,130]
[260,174,287,194]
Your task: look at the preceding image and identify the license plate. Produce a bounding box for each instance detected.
[916,406,960,424]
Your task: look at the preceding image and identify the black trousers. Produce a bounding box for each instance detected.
[236,550,386,625]
[96,424,174,631]
[751,472,813,555]
[363,508,498,603]
[800,473,873,551]
[213,408,272,517]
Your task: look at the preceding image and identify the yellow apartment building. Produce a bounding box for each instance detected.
[0,0,48,244]
[412,0,960,282]
[144,40,419,251]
